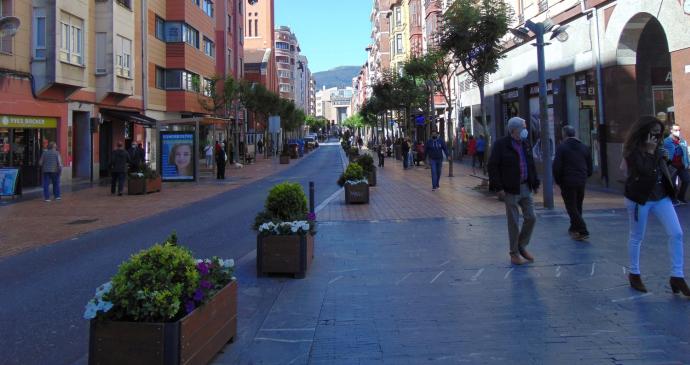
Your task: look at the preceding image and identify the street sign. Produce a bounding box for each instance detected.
[268,116,280,133]
[415,115,425,126]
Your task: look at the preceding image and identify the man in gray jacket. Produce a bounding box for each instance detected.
[110,141,131,196]
[39,142,62,202]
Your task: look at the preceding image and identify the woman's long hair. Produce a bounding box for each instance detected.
[622,116,665,158]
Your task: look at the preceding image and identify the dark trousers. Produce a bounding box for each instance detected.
[402,150,409,169]
[671,167,690,201]
[216,160,226,179]
[111,172,126,194]
[561,185,588,235]
[377,152,384,167]
[473,152,485,167]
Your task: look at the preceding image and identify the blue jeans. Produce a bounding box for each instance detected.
[625,197,684,277]
[430,159,443,188]
[43,172,60,200]
[403,151,409,169]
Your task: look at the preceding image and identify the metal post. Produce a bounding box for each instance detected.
[194,119,200,183]
[309,181,315,213]
[535,24,554,209]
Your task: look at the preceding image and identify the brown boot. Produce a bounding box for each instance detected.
[628,273,647,293]
[670,277,690,297]
[510,254,526,266]
[519,249,534,262]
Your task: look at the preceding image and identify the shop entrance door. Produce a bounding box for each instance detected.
[99,121,113,178]
[72,111,92,180]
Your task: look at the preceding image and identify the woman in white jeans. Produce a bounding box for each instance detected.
[622,116,689,296]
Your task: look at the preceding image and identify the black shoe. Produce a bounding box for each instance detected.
[118,193,123,196]
[628,273,648,293]
[670,277,690,297]
[679,199,688,205]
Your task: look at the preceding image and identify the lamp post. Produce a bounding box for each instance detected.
[511,19,568,210]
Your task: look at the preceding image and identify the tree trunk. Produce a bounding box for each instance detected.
[447,106,453,177]
[479,84,490,175]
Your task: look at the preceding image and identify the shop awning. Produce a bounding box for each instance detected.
[100,109,158,128]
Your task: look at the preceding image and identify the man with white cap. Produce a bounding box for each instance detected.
[488,117,540,265]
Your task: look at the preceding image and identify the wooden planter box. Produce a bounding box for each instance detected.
[279,155,290,164]
[257,234,314,279]
[89,280,238,365]
[128,177,162,195]
[366,169,377,187]
[348,153,360,163]
[345,182,369,204]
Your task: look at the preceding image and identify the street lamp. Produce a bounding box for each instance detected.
[510,19,568,210]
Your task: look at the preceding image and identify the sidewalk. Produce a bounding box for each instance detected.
[214,149,690,365]
[0,155,309,258]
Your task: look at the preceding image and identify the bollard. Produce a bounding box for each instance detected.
[309,181,315,213]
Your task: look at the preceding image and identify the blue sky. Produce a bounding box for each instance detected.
[275,0,372,73]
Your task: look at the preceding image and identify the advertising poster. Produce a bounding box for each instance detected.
[160,132,195,181]
[0,168,19,196]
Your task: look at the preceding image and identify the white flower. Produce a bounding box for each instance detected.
[224,259,235,268]
[94,282,112,298]
[196,259,203,264]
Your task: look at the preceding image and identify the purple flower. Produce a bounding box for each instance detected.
[185,300,196,314]
[193,288,204,302]
[197,262,209,276]
[307,212,316,221]
[200,279,212,289]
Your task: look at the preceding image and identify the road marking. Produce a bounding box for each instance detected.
[622,266,626,275]
[504,268,514,279]
[438,260,450,267]
[396,273,412,285]
[254,337,313,343]
[611,293,652,302]
[315,188,343,213]
[556,266,562,278]
[471,268,484,281]
[329,268,358,273]
[260,328,315,332]
[590,263,596,276]
[328,276,344,285]
[430,270,445,284]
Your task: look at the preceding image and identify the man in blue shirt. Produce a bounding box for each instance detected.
[425,131,449,191]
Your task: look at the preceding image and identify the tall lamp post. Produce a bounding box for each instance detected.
[511,19,568,210]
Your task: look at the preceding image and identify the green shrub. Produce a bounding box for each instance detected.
[348,146,359,155]
[337,163,366,186]
[356,154,374,173]
[253,182,308,230]
[105,241,199,322]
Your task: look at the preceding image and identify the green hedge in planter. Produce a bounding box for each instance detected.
[337,163,366,187]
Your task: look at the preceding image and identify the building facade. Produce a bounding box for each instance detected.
[244,0,278,94]
[367,0,392,86]
[274,26,298,101]
[389,0,410,75]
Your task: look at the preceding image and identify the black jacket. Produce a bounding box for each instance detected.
[624,149,676,205]
[553,138,592,187]
[110,149,131,173]
[488,136,540,194]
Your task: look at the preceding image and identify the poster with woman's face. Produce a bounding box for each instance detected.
[161,132,195,181]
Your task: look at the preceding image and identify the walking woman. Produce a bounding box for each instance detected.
[623,115,689,296]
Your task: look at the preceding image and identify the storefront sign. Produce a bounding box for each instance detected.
[160,132,195,181]
[501,89,519,100]
[0,115,57,129]
[0,168,19,196]
[528,81,553,96]
[651,67,672,85]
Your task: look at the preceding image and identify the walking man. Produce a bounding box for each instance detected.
[553,125,593,241]
[488,117,540,265]
[402,138,410,169]
[425,131,449,191]
[664,124,690,204]
[110,142,130,196]
[39,142,62,202]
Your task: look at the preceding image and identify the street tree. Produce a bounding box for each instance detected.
[439,0,513,169]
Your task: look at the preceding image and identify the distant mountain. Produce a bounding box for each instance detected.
[313,66,360,90]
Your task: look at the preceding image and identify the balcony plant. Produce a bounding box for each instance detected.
[85,233,237,365]
[128,164,161,195]
[252,182,316,278]
[338,163,369,204]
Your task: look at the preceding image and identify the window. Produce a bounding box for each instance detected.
[201,77,213,97]
[280,84,291,92]
[33,7,47,59]
[228,48,233,71]
[203,37,214,57]
[276,55,289,64]
[59,12,84,65]
[155,66,165,89]
[247,19,251,37]
[155,16,165,40]
[0,0,10,53]
[115,35,132,77]
[395,6,401,26]
[227,15,232,32]
[165,69,182,89]
[183,71,200,92]
[165,70,200,92]
[202,0,213,17]
[396,34,403,54]
[278,70,292,79]
[192,0,200,6]
[95,32,106,74]
[164,21,182,42]
[116,0,131,9]
[254,17,258,37]
[276,41,289,50]
[182,24,199,48]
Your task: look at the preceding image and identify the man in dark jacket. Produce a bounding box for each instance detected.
[425,131,449,191]
[488,117,540,265]
[128,141,145,172]
[110,141,131,196]
[553,125,593,241]
[401,138,410,169]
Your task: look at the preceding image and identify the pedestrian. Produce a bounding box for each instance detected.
[257,138,264,154]
[204,142,214,168]
[227,141,234,164]
[128,141,144,172]
[406,138,414,168]
[467,136,477,167]
[553,125,593,241]
[357,136,364,150]
[621,116,689,296]
[663,123,690,205]
[377,144,385,167]
[424,130,449,191]
[401,138,410,169]
[415,141,425,166]
[109,141,130,196]
[216,143,226,180]
[38,142,62,202]
[475,135,486,168]
[488,117,539,266]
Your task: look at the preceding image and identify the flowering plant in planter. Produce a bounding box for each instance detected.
[252,182,316,235]
[337,163,368,187]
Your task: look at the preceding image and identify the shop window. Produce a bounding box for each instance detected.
[33,7,46,59]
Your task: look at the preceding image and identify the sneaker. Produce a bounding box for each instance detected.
[55,197,61,200]
[118,193,123,196]
[432,188,436,191]
[44,199,51,202]
[673,200,681,207]
[573,232,589,241]
[679,199,688,205]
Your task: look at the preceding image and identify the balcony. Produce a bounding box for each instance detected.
[93,0,136,101]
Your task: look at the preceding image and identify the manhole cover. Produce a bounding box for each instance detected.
[66,219,99,225]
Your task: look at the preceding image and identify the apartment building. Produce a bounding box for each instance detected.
[0,0,244,189]
[244,0,278,94]
[274,26,298,101]
[454,0,690,190]
[367,0,391,86]
[389,0,410,75]
[408,0,423,58]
